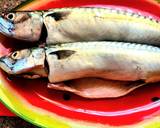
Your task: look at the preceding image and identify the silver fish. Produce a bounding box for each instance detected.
[0,7,160,45]
[1,41,160,83]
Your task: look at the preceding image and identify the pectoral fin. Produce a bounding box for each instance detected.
[48,78,146,98]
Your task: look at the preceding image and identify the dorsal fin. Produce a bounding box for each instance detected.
[49,50,75,59]
[47,11,70,21]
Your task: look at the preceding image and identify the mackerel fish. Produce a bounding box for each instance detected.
[0,7,160,45]
[0,41,160,83]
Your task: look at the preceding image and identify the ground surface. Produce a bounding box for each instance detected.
[0,0,27,11]
[0,117,38,128]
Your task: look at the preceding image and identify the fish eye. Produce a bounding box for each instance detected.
[11,51,19,59]
[6,13,15,21]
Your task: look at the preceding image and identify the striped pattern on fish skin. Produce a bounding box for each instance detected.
[44,7,160,45]
[0,7,160,45]
[1,41,160,83]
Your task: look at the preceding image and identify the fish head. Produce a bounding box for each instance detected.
[0,11,43,42]
[0,48,47,78]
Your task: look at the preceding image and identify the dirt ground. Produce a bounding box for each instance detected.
[0,0,27,11]
[0,117,38,128]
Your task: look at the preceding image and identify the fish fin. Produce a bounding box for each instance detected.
[48,78,147,99]
[49,50,76,60]
[47,11,70,21]
[23,74,41,79]
[48,82,76,93]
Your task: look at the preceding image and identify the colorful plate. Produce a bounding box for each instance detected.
[0,0,160,128]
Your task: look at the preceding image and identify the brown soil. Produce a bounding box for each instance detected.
[0,0,27,11]
[0,117,38,128]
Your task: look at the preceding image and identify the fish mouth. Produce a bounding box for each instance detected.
[0,58,33,77]
[0,17,14,36]
[0,57,13,74]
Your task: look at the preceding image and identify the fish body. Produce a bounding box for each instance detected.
[0,7,160,45]
[1,41,160,83]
